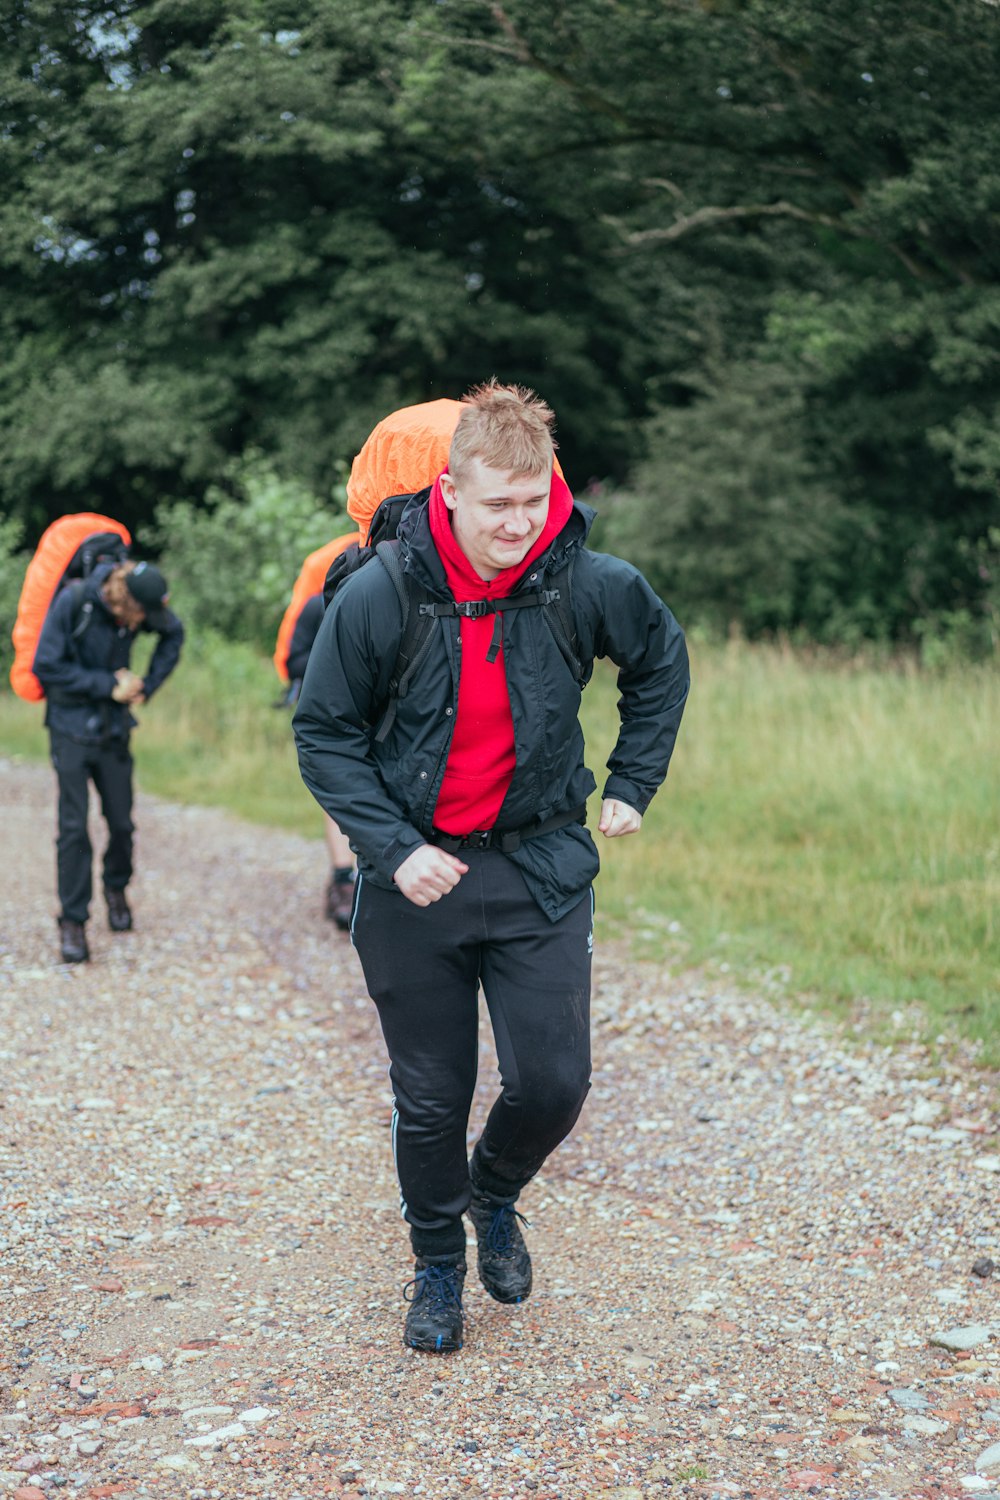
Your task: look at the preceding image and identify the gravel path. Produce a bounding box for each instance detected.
[1,757,998,1500]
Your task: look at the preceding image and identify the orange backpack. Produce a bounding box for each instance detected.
[346,399,464,542]
[276,398,568,682]
[273,530,361,683]
[10,513,132,702]
[274,401,466,682]
[345,396,565,540]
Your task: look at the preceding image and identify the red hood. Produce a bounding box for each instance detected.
[428,469,574,600]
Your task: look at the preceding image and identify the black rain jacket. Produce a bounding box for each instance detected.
[293,495,688,920]
[33,564,185,745]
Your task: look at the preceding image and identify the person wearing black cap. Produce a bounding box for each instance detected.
[33,559,185,963]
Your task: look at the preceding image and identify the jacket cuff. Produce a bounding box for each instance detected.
[601,777,650,816]
[381,830,428,882]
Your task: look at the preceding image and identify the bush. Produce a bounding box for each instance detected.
[147,455,350,653]
[0,516,30,682]
[599,363,847,640]
[913,527,1000,668]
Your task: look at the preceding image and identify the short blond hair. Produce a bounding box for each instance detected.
[449,379,557,481]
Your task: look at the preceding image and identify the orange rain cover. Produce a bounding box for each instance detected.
[272,530,361,682]
[346,399,465,541]
[346,397,565,541]
[10,512,131,702]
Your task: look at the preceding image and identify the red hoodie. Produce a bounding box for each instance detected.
[428,470,574,834]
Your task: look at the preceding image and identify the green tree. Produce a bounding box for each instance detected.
[599,362,847,639]
[2,0,998,646]
[0,0,641,534]
[149,456,346,650]
[398,0,1000,641]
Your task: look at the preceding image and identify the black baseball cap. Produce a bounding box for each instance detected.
[125,562,171,630]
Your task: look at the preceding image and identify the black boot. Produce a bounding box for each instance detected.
[105,889,132,932]
[58,919,90,964]
[467,1185,532,1304]
[403,1255,466,1353]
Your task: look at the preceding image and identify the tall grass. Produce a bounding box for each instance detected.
[583,639,999,1062]
[2,635,996,1063]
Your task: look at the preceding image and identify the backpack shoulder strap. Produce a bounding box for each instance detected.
[68,580,93,641]
[372,540,441,745]
[396,549,585,683]
[365,532,584,742]
[542,551,584,686]
[56,580,95,674]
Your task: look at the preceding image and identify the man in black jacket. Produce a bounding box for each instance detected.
[294,381,688,1354]
[33,560,184,963]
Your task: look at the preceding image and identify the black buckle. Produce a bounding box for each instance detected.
[463,829,492,850]
[455,600,495,619]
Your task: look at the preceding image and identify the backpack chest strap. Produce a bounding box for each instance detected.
[419,590,563,663]
[418,589,562,620]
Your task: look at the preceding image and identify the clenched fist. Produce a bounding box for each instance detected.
[392,845,469,906]
[112,668,145,704]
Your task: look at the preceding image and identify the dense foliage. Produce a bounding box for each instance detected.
[147,458,348,649]
[2,0,998,649]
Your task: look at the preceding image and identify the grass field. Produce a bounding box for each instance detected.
[2,634,997,1065]
[589,640,998,1064]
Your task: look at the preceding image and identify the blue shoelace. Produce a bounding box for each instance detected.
[404,1263,464,1309]
[482,1204,530,1256]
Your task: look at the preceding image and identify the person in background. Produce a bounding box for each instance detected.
[284,591,357,929]
[33,560,184,964]
[294,380,689,1355]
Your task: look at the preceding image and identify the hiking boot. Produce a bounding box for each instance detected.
[403,1255,466,1353]
[467,1187,532,1304]
[324,873,355,931]
[106,889,133,932]
[58,919,90,964]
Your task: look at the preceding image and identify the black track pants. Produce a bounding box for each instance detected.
[352,849,593,1258]
[50,732,134,925]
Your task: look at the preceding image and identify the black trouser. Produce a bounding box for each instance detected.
[352,849,593,1258]
[50,732,134,925]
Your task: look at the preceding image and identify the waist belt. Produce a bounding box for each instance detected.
[430,804,586,856]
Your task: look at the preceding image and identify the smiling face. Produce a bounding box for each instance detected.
[439,458,551,580]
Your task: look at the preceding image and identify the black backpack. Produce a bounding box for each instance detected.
[65,533,132,646]
[323,489,583,743]
[66,531,131,581]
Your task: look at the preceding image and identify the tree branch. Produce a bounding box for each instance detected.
[483,2,637,126]
[603,200,930,281]
[642,176,686,200]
